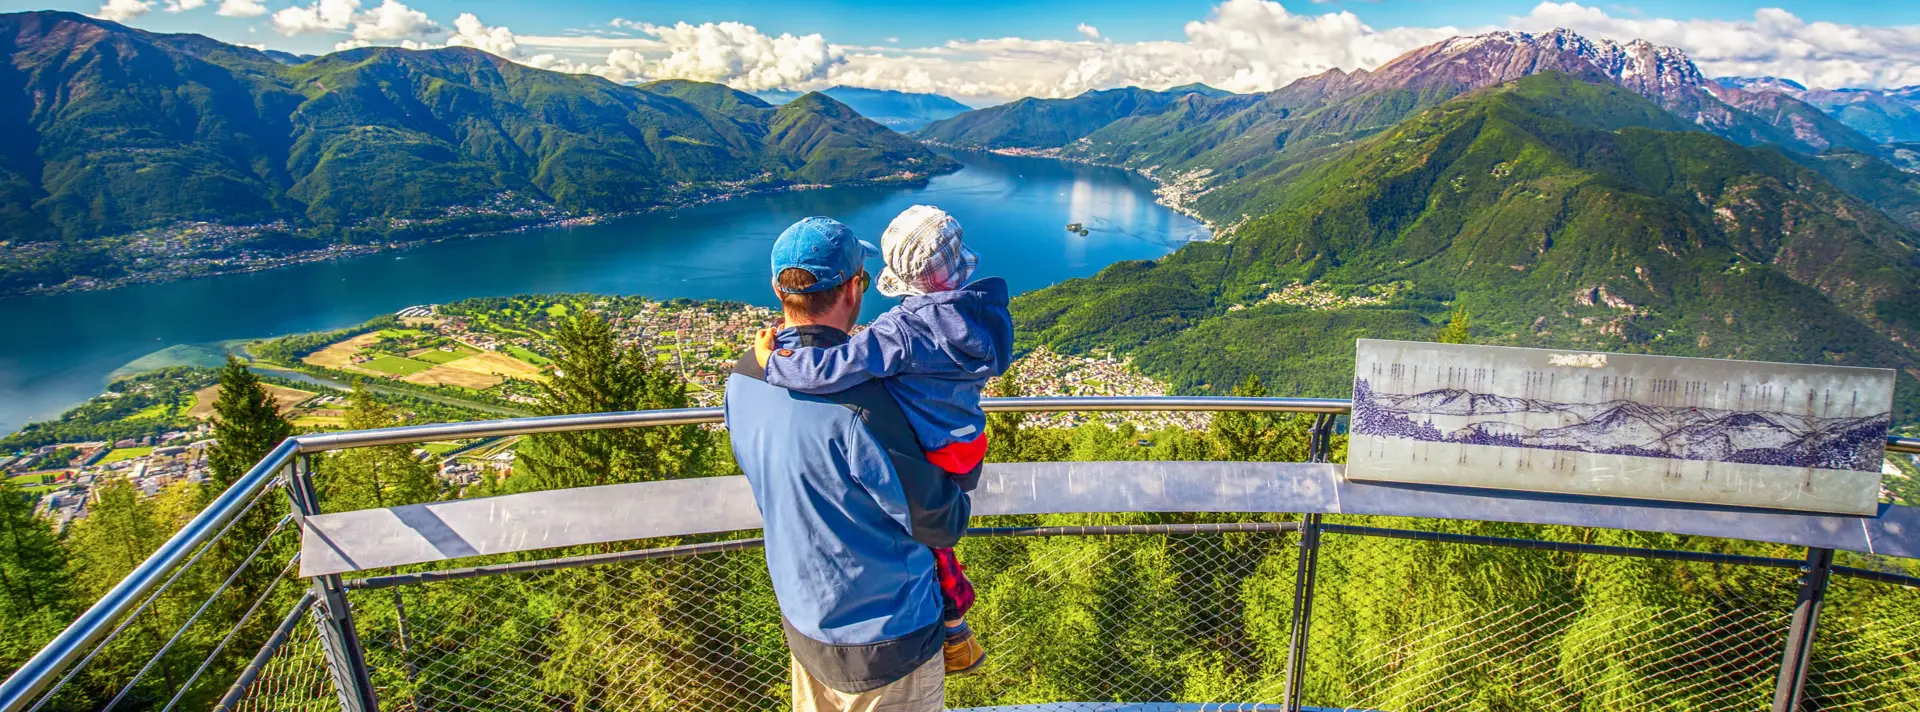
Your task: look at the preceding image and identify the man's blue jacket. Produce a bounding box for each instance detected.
[724,324,975,692]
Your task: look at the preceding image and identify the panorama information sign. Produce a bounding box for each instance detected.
[1348,339,1894,515]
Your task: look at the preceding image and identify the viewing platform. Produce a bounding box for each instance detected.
[2,397,1916,712]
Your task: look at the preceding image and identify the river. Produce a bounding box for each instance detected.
[0,149,1208,435]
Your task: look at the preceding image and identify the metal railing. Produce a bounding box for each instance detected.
[3,395,1917,712]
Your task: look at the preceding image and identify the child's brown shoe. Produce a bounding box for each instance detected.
[943,626,987,676]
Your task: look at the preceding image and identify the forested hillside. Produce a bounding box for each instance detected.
[0,11,952,243]
[1012,74,1920,419]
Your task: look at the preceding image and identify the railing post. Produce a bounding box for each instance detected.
[1281,512,1323,712]
[1306,413,1335,464]
[1771,547,1835,712]
[286,454,381,712]
[1279,413,1336,711]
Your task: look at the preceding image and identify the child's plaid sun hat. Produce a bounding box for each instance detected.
[876,205,977,297]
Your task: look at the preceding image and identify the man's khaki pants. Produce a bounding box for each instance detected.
[790,653,944,712]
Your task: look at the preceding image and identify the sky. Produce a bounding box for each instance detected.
[18,0,1920,106]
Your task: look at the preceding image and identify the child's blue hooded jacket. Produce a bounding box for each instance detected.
[763,277,1014,451]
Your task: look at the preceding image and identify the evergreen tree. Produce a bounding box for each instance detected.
[199,355,298,684]
[61,480,213,703]
[321,385,440,511]
[0,484,73,671]
[985,361,1025,463]
[1437,305,1472,344]
[206,357,295,492]
[515,312,710,491]
[1210,375,1312,462]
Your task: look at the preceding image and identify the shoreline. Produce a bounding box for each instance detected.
[919,141,1226,239]
[2,171,946,300]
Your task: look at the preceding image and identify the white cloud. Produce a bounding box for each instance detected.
[351,0,439,41]
[164,0,207,13]
[271,0,357,35]
[593,48,650,82]
[273,0,440,46]
[1510,2,1920,89]
[818,0,1460,104]
[886,37,899,44]
[240,0,1920,106]
[516,35,665,51]
[635,21,845,90]
[96,0,153,21]
[215,0,266,18]
[446,13,522,57]
[334,38,371,51]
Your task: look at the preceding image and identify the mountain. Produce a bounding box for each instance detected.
[0,11,953,249]
[1166,83,1235,98]
[1713,77,1920,144]
[1715,76,1808,93]
[1786,87,1920,145]
[922,28,1879,161]
[1010,73,1920,418]
[916,85,1261,149]
[262,49,313,65]
[754,86,972,131]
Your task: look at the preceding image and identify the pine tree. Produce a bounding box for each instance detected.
[321,385,439,511]
[984,361,1025,463]
[199,356,297,674]
[515,312,710,491]
[0,484,73,671]
[1437,305,1472,344]
[1211,375,1312,462]
[206,356,295,492]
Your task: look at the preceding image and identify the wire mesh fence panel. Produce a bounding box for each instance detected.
[1301,519,1799,712]
[350,546,788,712]
[227,611,337,712]
[345,516,1301,712]
[945,520,1300,710]
[1803,559,1920,710]
[22,512,305,712]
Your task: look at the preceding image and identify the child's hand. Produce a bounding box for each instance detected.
[753,327,777,368]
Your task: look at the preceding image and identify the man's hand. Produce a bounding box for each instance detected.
[753,327,778,368]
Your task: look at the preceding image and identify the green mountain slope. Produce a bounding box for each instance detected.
[917,86,1259,149]
[1013,74,1920,416]
[0,11,953,243]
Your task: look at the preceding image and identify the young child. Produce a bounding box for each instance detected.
[752,204,1012,676]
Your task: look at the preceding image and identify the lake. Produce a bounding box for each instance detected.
[0,149,1208,435]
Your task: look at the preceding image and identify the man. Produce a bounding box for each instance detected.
[724,216,975,711]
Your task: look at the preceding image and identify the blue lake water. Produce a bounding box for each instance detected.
[0,149,1208,435]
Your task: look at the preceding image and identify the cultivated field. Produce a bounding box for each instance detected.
[444,351,546,381]
[303,333,383,370]
[402,366,503,389]
[188,383,315,419]
[362,355,435,376]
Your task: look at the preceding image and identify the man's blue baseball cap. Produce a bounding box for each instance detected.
[770,217,878,294]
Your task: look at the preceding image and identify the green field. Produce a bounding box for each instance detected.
[413,347,475,365]
[362,355,435,376]
[6,472,68,495]
[123,402,175,421]
[99,447,153,464]
[504,345,550,366]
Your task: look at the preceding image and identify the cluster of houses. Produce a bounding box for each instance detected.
[5,425,218,530]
